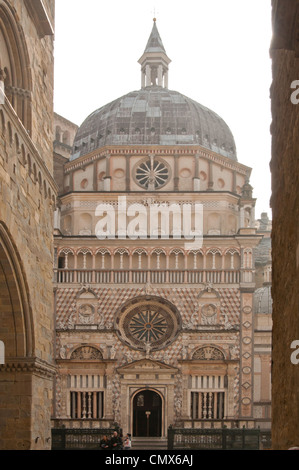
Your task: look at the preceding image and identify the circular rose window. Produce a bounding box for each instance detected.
[135,157,170,190]
[115,296,181,351]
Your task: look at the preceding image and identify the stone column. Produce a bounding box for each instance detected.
[193,154,200,191]
[126,156,131,191]
[164,71,169,88]
[174,155,179,190]
[232,170,237,193]
[105,363,115,421]
[93,161,98,191]
[104,154,111,191]
[239,289,254,419]
[207,161,214,190]
[54,207,61,230]
[145,65,151,87]
[141,70,146,89]
[227,363,237,418]
[158,65,163,86]
[0,68,5,105]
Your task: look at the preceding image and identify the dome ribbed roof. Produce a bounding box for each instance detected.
[71,86,237,161]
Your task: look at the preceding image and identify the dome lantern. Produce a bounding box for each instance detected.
[138,19,171,88]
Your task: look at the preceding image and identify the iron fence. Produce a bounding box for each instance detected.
[167,426,262,450]
[51,427,122,450]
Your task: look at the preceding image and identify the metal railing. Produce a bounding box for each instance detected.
[167,426,262,450]
[51,426,122,450]
[51,424,268,450]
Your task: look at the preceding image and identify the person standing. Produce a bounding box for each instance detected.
[123,433,132,450]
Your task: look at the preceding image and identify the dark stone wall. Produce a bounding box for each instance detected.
[270,0,299,450]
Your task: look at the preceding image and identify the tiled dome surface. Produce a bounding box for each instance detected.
[71,86,237,161]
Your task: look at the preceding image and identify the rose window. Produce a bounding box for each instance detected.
[129,309,168,343]
[135,157,170,190]
[115,296,181,351]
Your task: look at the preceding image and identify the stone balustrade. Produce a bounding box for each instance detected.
[54,268,242,285]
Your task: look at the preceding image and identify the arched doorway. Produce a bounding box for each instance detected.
[0,223,33,358]
[133,390,162,437]
[0,223,34,449]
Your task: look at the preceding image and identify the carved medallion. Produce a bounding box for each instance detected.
[201,303,217,325]
[78,303,95,324]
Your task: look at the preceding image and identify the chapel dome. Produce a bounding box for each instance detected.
[71,86,237,161]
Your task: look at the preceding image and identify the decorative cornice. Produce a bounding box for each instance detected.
[0,357,56,379]
[64,145,251,176]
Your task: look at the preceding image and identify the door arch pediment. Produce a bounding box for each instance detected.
[117,358,178,375]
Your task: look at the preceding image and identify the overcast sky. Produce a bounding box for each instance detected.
[53,0,272,218]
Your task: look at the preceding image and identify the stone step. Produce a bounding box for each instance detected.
[131,437,168,450]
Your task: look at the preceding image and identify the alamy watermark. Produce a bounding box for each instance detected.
[290,80,299,104]
[94,196,203,250]
[290,340,299,365]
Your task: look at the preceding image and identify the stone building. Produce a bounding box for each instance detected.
[0,0,56,450]
[253,214,272,431]
[52,20,272,441]
[270,0,299,450]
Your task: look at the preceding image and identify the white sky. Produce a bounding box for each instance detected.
[53,0,272,218]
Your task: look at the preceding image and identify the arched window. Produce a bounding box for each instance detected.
[0,3,32,132]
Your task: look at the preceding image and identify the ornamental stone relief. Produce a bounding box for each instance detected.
[196,286,221,327]
[70,346,103,360]
[192,346,225,361]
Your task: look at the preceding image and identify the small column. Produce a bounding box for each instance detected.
[147,251,151,283]
[174,155,179,190]
[54,207,61,231]
[141,70,146,89]
[126,156,131,191]
[129,253,132,283]
[0,68,5,105]
[158,65,163,86]
[110,253,114,283]
[93,161,98,191]
[104,154,111,191]
[145,65,151,86]
[240,207,245,228]
[164,71,169,89]
[207,161,214,191]
[232,170,237,193]
[92,253,96,283]
[193,179,200,191]
[166,252,169,282]
[193,154,200,191]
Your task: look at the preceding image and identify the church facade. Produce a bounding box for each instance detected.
[52,21,272,440]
